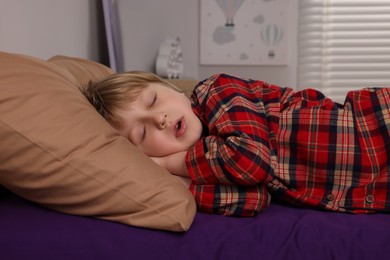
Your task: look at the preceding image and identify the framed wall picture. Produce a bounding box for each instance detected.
[200,0,288,66]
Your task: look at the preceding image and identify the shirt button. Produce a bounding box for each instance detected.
[365,194,375,204]
[326,194,335,201]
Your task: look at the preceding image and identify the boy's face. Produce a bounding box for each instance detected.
[113,83,203,157]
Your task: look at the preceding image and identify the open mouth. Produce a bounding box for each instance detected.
[175,120,182,131]
[174,117,186,137]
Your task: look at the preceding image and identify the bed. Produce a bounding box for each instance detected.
[1,52,390,260]
[2,189,390,260]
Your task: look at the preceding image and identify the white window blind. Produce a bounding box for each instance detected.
[298,0,390,102]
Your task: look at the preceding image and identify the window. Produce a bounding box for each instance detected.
[298,0,390,102]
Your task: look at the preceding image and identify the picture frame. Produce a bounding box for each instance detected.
[200,0,289,66]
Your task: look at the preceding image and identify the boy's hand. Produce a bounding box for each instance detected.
[150,151,190,177]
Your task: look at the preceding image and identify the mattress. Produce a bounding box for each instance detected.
[1,190,390,260]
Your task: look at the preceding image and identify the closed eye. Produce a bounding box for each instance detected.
[141,125,146,141]
[150,94,157,108]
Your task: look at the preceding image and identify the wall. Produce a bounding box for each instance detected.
[199,0,298,88]
[118,0,298,87]
[116,0,199,79]
[0,0,298,88]
[0,0,105,62]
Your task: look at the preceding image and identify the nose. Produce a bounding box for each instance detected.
[151,112,167,129]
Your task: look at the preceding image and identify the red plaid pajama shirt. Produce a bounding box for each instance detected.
[186,73,390,216]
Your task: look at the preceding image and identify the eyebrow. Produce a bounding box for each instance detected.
[125,87,154,145]
[141,88,155,107]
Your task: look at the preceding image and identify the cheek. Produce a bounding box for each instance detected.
[140,132,170,156]
[171,92,191,106]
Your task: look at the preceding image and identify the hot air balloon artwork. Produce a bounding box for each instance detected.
[261,24,284,59]
[200,0,288,65]
[215,0,245,27]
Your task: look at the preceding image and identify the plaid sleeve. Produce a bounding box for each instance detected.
[274,87,390,212]
[189,183,270,216]
[187,74,288,186]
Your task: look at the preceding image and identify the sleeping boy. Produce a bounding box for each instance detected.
[82,71,390,216]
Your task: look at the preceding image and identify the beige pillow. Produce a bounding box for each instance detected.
[0,52,196,231]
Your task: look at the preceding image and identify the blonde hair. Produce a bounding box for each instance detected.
[82,71,182,125]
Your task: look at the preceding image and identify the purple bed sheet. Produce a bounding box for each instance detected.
[1,190,390,260]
